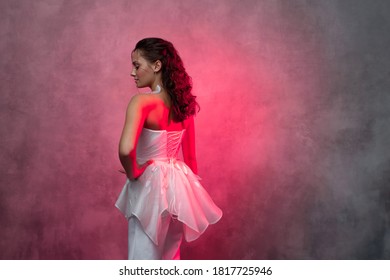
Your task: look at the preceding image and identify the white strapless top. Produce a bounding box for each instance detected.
[115,128,222,245]
[136,128,185,163]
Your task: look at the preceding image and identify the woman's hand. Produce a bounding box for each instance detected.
[130,160,154,181]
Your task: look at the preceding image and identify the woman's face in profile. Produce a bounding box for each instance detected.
[131,50,154,88]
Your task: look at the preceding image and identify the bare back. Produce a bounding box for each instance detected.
[141,93,189,131]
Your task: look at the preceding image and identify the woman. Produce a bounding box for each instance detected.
[115,38,222,260]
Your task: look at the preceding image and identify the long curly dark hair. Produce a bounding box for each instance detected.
[134,38,200,122]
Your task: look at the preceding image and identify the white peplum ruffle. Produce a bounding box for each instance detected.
[115,128,222,245]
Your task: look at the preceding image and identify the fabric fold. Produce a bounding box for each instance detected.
[116,160,222,245]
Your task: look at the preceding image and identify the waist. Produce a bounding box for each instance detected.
[138,156,180,164]
[138,157,192,176]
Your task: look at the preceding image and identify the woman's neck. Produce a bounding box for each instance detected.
[151,85,162,94]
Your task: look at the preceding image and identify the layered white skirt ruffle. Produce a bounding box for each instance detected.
[115,159,222,245]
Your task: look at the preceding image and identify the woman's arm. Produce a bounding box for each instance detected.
[118,95,152,180]
[182,116,198,174]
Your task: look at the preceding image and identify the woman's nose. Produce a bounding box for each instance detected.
[131,68,136,77]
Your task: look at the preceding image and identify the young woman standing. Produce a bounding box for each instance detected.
[116,38,222,260]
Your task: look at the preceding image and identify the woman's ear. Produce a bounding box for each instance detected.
[153,60,162,73]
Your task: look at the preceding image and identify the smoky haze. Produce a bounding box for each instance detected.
[0,0,389,259]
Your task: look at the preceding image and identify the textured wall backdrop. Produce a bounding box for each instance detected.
[1,0,389,259]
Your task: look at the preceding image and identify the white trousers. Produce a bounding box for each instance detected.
[128,215,183,260]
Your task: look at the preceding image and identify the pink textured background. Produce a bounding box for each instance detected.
[1,0,389,259]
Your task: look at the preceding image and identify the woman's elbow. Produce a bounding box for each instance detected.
[183,154,197,164]
[118,145,135,157]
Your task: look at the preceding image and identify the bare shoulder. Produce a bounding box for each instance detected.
[127,93,155,110]
[128,93,150,104]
